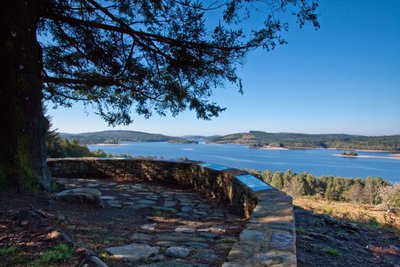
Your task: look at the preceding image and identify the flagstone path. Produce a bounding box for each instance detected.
[56,178,246,266]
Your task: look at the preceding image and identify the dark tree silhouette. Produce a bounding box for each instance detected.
[0,0,318,192]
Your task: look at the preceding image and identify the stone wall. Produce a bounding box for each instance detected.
[47,158,296,266]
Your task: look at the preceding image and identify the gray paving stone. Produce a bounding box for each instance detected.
[141,223,157,231]
[192,210,208,216]
[163,201,177,207]
[87,183,100,187]
[155,233,207,242]
[101,195,116,200]
[156,241,177,247]
[105,243,159,262]
[192,249,218,263]
[165,246,191,258]
[130,233,153,242]
[180,206,193,213]
[198,232,218,238]
[137,199,156,205]
[175,226,196,233]
[184,242,209,248]
[240,229,268,242]
[139,261,207,267]
[270,231,293,250]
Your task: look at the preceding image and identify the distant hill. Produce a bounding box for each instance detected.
[60,130,181,144]
[60,130,400,151]
[181,135,222,142]
[209,131,400,151]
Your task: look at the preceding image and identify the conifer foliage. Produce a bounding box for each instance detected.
[0,0,318,191]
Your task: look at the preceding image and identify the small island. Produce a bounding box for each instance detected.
[341,151,358,157]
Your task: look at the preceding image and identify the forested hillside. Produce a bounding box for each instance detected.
[209,131,400,151]
[60,130,180,144]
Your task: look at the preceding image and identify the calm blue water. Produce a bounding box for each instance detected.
[88,142,400,183]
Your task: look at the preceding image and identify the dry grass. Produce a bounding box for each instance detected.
[294,196,400,229]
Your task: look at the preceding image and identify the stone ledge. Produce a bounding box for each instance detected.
[47,158,296,266]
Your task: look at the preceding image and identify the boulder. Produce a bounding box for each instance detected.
[56,188,103,207]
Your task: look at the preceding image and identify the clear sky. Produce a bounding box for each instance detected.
[47,0,400,136]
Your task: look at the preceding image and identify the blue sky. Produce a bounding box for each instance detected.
[47,0,400,136]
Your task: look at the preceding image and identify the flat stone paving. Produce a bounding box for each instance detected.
[56,178,246,267]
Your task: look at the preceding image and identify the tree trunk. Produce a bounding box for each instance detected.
[0,0,52,192]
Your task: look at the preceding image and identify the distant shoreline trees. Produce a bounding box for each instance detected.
[211,131,400,152]
[248,169,398,207]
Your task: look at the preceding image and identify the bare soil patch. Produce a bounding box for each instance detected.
[295,206,400,267]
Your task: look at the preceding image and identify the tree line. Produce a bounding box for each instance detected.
[248,169,400,208]
[211,131,400,151]
[46,131,130,158]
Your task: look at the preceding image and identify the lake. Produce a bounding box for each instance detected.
[88,142,400,183]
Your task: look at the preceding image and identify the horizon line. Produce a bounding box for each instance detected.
[59,129,400,137]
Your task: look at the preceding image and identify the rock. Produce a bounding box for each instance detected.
[156,241,176,247]
[156,233,206,242]
[56,188,103,207]
[101,196,116,200]
[163,201,176,207]
[198,232,218,238]
[87,183,100,187]
[45,230,73,244]
[184,242,209,248]
[107,201,123,208]
[139,261,206,267]
[105,243,159,262]
[141,223,157,231]
[158,207,178,213]
[270,231,294,250]
[137,199,156,205]
[149,254,164,262]
[239,229,268,242]
[180,206,193,213]
[192,210,208,216]
[206,225,228,233]
[192,249,218,263]
[165,246,191,258]
[130,233,153,242]
[175,226,196,233]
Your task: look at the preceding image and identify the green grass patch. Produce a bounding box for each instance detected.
[153,210,162,216]
[0,246,18,257]
[0,246,23,264]
[30,244,74,266]
[322,247,341,257]
[296,226,306,234]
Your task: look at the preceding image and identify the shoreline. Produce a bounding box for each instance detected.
[214,142,399,153]
[333,153,400,160]
[90,143,124,146]
[249,146,289,150]
[90,141,400,154]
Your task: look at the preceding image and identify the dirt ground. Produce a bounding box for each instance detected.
[1,179,399,267]
[295,206,400,267]
[0,178,245,267]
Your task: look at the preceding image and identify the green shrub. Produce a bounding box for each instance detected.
[322,247,341,256]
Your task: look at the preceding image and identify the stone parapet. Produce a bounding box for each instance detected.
[47,158,296,266]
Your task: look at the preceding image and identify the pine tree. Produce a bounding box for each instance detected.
[0,0,318,192]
